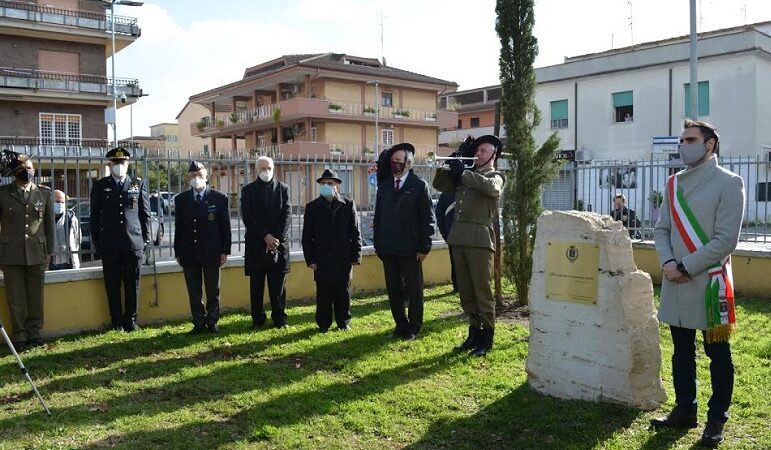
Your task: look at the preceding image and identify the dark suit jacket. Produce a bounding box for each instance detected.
[0,183,54,266]
[241,178,290,274]
[373,170,435,257]
[89,175,150,255]
[174,187,231,267]
[302,195,362,282]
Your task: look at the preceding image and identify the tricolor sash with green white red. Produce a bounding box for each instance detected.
[668,174,736,343]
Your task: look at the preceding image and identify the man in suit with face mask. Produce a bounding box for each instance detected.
[241,156,291,329]
[0,151,54,351]
[175,161,231,334]
[90,147,150,332]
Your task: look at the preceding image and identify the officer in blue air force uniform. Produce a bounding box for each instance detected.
[89,147,150,332]
[174,161,231,334]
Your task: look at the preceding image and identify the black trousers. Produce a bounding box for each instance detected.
[381,255,424,336]
[249,269,287,326]
[101,251,141,330]
[315,280,351,329]
[670,325,734,423]
[182,264,221,327]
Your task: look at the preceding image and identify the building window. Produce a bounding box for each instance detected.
[382,129,394,147]
[550,99,569,129]
[684,81,710,117]
[310,127,317,143]
[382,92,393,107]
[39,113,81,145]
[612,91,634,123]
[757,182,771,202]
[257,134,265,148]
[470,117,480,128]
[457,119,462,129]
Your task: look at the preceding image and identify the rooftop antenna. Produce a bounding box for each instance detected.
[742,4,747,25]
[627,1,634,45]
[699,0,703,29]
[611,32,615,51]
[380,11,387,66]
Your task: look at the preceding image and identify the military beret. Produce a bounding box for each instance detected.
[188,160,206,173]
[6,150,28,170]
[105,146,130,160]
[473,135,503,160]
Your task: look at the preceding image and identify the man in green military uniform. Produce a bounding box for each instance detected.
[0,151,54,352]
[433,135,505,356]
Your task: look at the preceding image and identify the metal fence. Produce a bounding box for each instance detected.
[2,148,442,268]
[542,155,771,244]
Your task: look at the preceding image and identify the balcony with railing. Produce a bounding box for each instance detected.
[0,1,140,37]
[0,67,141,99]
[191,97,456,137]
[0,137,141,157]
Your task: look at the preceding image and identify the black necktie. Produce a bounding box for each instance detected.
[195,193,201,206]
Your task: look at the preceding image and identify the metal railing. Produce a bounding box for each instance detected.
[0,67,141,97]
[541,155,771,244]
[0,1,140,36]
[0,148,442,270]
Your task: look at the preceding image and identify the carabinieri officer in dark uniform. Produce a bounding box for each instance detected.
[174,161,231,334]
[90,147,150,332]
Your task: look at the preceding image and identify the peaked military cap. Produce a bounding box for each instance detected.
[105,146,130,160]
[473,135,503,160]
[188,160,206,173]
[390,143,415,155]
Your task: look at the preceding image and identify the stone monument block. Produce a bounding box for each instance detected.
[526,210,666,410]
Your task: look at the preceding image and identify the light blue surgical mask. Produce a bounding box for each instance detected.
[320,184,335,198]
[53,202,66,215]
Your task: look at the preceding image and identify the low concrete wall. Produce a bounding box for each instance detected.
[2,241,768,338]
[0,246,453,338]
[632,241,771,298]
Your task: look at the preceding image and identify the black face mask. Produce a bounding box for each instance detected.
[15,168,34,183]
[390,161,406,175]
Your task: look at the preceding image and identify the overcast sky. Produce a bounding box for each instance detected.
[112,0,771,139]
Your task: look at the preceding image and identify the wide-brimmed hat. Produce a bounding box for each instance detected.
[316,169,342,183]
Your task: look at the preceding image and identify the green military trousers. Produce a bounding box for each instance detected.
[451,246,495,330]
[3,264,45,343]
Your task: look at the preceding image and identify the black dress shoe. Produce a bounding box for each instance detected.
[9,341,26,354]
[207,324,220,334]
[27,337,45,348]
[250,321,265,331]
[319,327,329,333]
[401,332,417,341]
[274,322,289,329]
[337,324,351,331]
[124,322,142,332]
[188,326,207,335]
[699,420,725,447]
[650,407,698,429]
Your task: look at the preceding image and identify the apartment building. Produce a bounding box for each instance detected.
[0,0,143,156]
[441,21,771,162]
[187,53,458,204]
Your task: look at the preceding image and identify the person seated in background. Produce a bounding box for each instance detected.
[610,194,640,238]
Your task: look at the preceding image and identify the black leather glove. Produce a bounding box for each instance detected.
[448,158,464,185]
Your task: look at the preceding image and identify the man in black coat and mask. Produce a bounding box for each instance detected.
[373,143,435,340]
[241,156,291,329]
[302,169,362,332]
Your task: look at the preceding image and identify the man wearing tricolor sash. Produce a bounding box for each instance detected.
[651,120,745,447]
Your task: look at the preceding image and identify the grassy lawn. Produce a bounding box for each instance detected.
[0,286,769,450]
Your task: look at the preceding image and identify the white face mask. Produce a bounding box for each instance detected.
[258,170,273,183]
[53,202,66,215]
[189,177,207,190]
[111,163,128,178]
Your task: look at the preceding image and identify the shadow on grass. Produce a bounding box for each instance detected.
[0,297,393,380]
[404,384,643,450]
[0,313,461,444]
[736,296,771,314]
[74,347,467,450]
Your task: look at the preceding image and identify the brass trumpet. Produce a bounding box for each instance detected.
[425,151,477,168]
